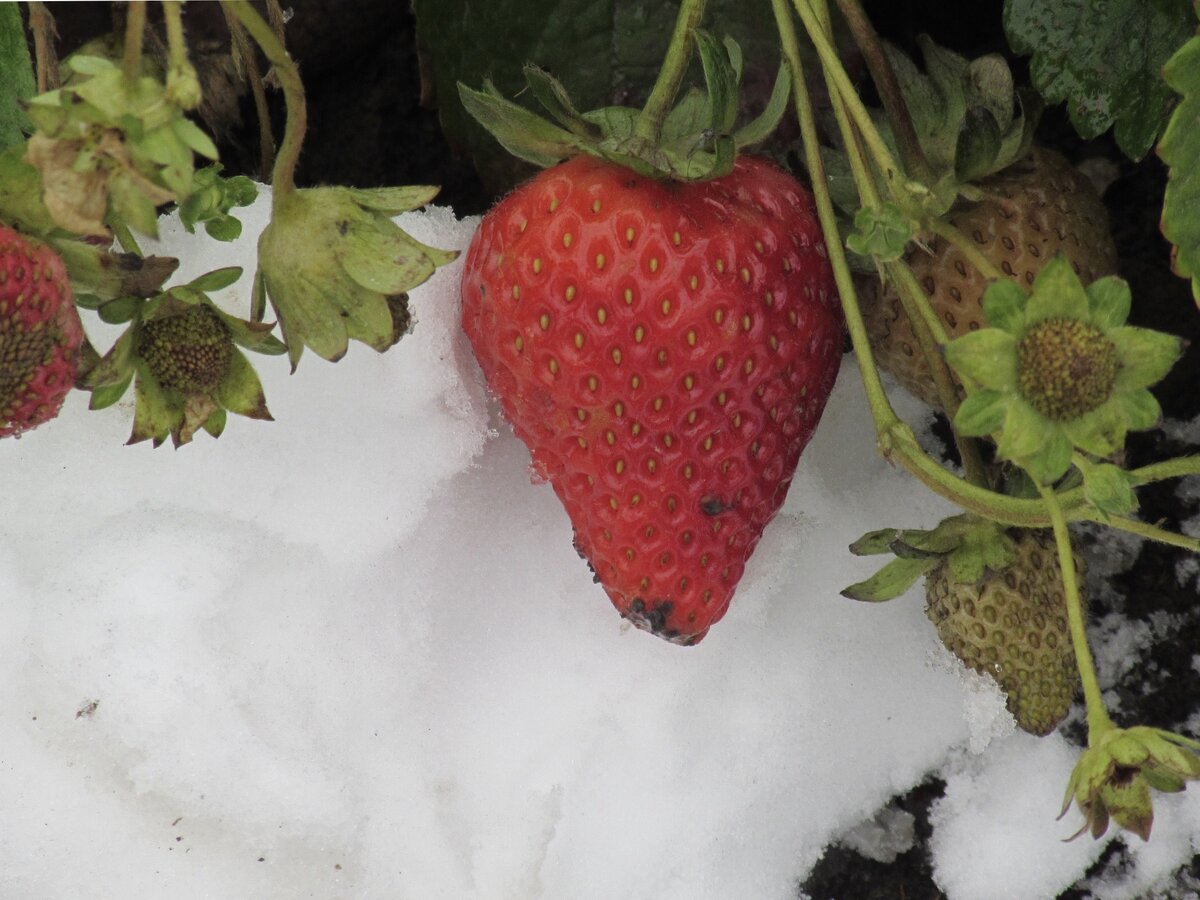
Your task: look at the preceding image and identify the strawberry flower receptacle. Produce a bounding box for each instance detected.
[944,254,1184,485]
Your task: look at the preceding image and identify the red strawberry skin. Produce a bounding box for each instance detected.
[462,155,843,644]
[0,225,82,438]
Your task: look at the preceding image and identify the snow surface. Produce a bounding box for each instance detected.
[2,194,1199,899]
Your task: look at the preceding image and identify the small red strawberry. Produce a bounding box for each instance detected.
[462,155,843,643]
[0,223,83,438]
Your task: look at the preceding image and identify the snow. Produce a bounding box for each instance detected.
[2,194,1199,898]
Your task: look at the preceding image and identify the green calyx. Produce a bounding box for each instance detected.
[82,267,286,447]
[457,31,791,182]
[23,51,218,238]
[1061,726,1200,841]
[255,185,457,369]
[841,514,1014,602]
[886,35,1039,186]
[945,255,1184,485]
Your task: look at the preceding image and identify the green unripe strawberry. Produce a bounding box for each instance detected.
[924,528,1083,736]
[862,148,1118,409]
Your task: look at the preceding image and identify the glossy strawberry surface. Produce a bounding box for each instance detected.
[462,155,843,644]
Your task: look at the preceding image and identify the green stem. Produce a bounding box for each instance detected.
[634,0,707,144]
[112,220,142,256]
[832,0,932,184]
[771,0,898,436]
[162,1,187,69]
[1093,514,1200,553]
[122,0,147,84]
[1037,483,1114,740]
[222,0,306,200]
[27,2,60,92]
[927,217,1005,282]
[790,0,904,197]
[1129,455,1200,487]
[221,3,276,179]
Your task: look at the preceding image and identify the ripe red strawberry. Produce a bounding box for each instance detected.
[0,224,83,437]
[462,155,843,644]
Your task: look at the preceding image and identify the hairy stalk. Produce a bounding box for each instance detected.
[222,4,276,179]
[790,0,904,198]
[800,0,988,489]
[832,0,932,183]
[1129,455,1200,486]
[634,0,707,144]
[162,1,187,69]
[770,0,897,434]
[884,260,990,486]
[27,2,60,92]
[112,220,143,256]
[122,0,147,84]
[1038,483,1114,738]
[222,0,305,199]
[1095,514,1200,553]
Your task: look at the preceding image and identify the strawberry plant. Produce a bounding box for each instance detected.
[4,0,1200,892]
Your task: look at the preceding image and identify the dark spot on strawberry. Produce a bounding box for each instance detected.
[624,597,676,636]
[700,495,729,516]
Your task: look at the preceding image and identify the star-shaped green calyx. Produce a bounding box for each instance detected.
[254,185,456,370]
[457,32,791,183]
[1061,726,1200,841]
[944,255,1184,485]
[82,267,285,447]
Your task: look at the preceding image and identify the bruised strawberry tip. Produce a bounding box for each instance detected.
[621,597,705,646]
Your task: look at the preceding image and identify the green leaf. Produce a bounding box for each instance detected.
[840,556,938,602]
[996,399,1049,461]
[955,107,1003,182]
[0,3,35,152]
[1159,29,1200,305]
[98,295,143,324]
[1086,275,1133,329]
[734,58,791,148]
[457,81,580,168]
[944,329,1018,390]
[414,0,790,191]
[848,528,903,556]
[845,203,914,262]
[1025,254,1090,323]
[694,30,738,135]
[981,279,1028,332]
[213,349,272,420]
[1004,0,1195,159]
[1110,326,1185,391]
[1116,388,1164,431]
[187,267,243,293]
[129,366,183,447]
[170,116,219,160]
[205,215,242,242]
[88,370,134,411]
[1022,429,1074,485]
[344,186,441,215]
[954,389,1008,436]
[1078,458,1139,516]
[523,65,602,139]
